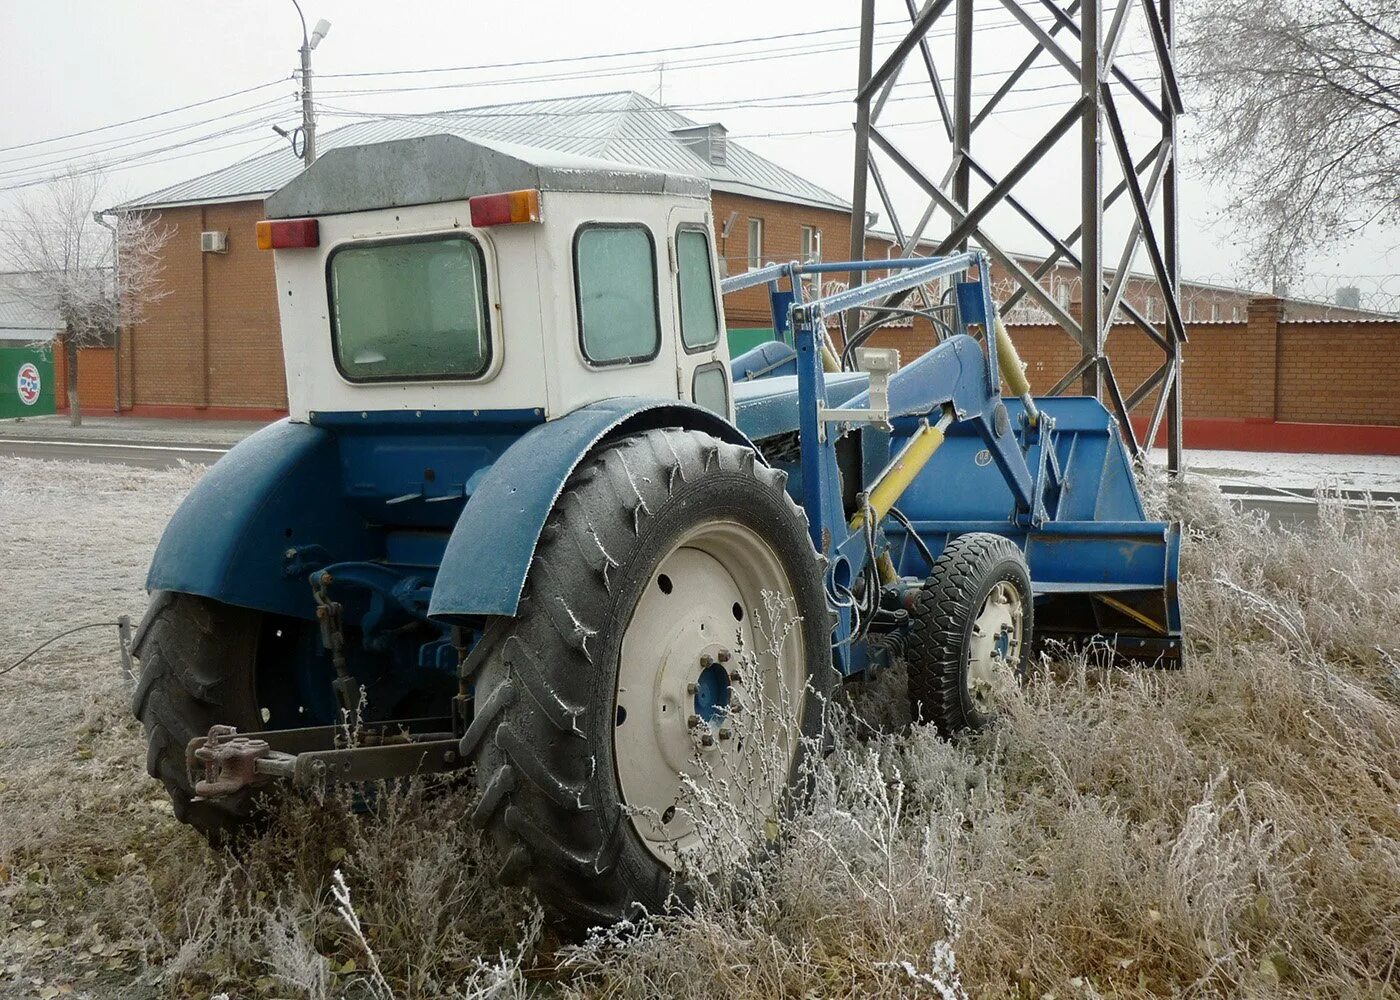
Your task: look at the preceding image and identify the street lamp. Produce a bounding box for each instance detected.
[288,0,330,167]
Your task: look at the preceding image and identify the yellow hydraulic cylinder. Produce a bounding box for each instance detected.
[849,411,952,532]
[994,316,1040,426]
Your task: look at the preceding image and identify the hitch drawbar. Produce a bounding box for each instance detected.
[185,723,466,798]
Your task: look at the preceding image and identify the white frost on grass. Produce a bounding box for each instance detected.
[0,456,204,761]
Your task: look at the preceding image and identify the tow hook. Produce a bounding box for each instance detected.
[186,725,293,798]
[184,722,465,799]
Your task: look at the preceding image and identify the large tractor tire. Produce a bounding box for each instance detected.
[463,428,833,933]
[906,532,1033,738]
[131,592,264,843]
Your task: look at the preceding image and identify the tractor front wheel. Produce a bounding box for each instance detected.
[462,429,833,933]
[906,532,1033,737]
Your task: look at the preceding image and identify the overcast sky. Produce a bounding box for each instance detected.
[0,0,1392,301]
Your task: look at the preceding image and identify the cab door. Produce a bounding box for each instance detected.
[667,206,731,421]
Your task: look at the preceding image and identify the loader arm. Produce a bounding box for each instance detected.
[722,251,1181,673]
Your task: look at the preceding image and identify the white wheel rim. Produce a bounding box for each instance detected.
[614,519,806,866]
[966,579,1024,714]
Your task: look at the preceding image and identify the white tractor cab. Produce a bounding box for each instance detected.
[260,133,733,424]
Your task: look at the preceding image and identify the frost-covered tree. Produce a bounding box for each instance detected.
[1183,0,1399,283]
[0,169,170,425]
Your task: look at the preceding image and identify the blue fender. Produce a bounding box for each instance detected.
[146,419,374,619]
[427,397,755,623]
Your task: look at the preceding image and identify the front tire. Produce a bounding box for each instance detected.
[131,592,264,842]
[462,429,833,933]
[906,532,1033,737]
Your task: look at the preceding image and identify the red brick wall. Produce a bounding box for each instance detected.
[1277,320,1400,425]
[110,193,1400,436]
[120,200,285,413]
[1007,306,1400,427]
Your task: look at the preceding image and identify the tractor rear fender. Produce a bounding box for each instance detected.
[427,397,755,623]
[145,419,374,619]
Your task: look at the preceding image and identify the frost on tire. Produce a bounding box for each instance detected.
[906,532,1033,738]
[462,428,835,933]
[131,591,264,842]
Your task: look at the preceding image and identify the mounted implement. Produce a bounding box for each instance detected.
[132,133,1179,932]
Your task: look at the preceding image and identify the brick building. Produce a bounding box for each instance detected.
[63,89,1398,453]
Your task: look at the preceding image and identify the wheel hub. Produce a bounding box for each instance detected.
[615,520,804,865]
[692,654,733,726]
[966,580,1024,714]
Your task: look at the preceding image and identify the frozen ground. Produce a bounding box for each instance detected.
[1152,447,1400,494]
[2,454,1399,998]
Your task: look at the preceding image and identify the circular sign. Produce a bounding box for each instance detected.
[16,362,41,406]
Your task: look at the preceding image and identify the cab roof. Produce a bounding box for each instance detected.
[265,132,710,219]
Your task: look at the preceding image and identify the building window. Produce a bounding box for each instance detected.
[1210,302,1220,321]
[328,234,491,383]
[676,227,720,352]
[573,224,661,366]
[1146,296,1158,322]
[800,225,821,263]
[1187,299,1197,322]
[1055,282,1071,309]
[1232,305,1242,322]
[747,217,764,271]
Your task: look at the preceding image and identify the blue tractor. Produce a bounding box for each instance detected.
[132,134,1179,931]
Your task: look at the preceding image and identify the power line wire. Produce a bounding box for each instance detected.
[0,79,288,155]
[0,96,294,174]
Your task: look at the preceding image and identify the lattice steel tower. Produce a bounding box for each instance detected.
[848,0,1185,470]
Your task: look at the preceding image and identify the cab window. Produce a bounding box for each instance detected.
[328,235,490,382]
[574,224,661,365]
[676,228,720,352]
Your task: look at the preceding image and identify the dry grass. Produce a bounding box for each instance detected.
[1,454,1398,999]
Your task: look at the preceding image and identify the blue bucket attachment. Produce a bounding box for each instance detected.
[885,396,1182,661]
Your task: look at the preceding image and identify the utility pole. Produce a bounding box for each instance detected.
[290,1,330,167]
[92,211,120,413]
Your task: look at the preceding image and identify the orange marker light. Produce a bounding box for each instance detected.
[468,188,542,227]
[255,218,320,250]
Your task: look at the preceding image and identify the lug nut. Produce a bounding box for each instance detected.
[687,714,702,728]
[717,649,731,663]
[728,670,741,683]
[686,682,697,694]
[700,654,712,668]
[700,733,715,747]
[718,728,732,741]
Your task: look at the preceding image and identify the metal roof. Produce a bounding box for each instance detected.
[266,132,709,218]
[124,91,850,214]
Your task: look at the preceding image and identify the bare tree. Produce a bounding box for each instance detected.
[1183,0,1399,283]
[0,168,171,426]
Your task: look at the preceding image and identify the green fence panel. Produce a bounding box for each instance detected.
[726,327,778,358]
[0,344,56,419]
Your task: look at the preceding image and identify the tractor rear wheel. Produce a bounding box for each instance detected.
[131,591,264,842]
[906,532,1033,737]
[462,428,833,933]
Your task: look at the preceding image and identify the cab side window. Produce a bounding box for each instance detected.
[574,224,661,365]
[676,228,720,352]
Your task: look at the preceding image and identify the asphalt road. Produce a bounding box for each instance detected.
[0,437,229,469]
[6,436,1394,528]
